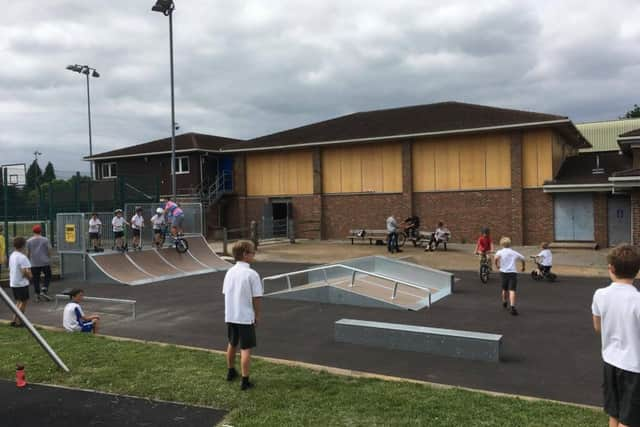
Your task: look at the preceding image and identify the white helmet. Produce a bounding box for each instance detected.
[156,207,164,214]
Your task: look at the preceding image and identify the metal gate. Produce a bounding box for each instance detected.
[608,196,631,246]
[554,194,594,241]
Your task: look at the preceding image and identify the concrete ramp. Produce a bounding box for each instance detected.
[156,248,210,274]
[90,253,154,286]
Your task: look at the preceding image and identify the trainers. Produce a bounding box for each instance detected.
[510,307,519,316]
[39,293,52,302]
[241,381,254,391]
[226,368,238,382]
[502,301,508,309]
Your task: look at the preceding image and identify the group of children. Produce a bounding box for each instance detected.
[87,198,185,253]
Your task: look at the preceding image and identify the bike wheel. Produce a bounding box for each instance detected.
[531,271,542,281]
[546,273,557,282]
[480,265,490,283]
[176,238,189,253]
[397,233,407,247]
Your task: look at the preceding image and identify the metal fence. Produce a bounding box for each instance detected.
[123,202,203,247]
[3,220,51,242]
[56,213,86,253]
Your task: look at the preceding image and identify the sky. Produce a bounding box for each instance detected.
[1,0,639,174]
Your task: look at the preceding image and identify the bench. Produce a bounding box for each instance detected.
[334,318,502,362]
[346,229,389,245]
[55,289,137,319]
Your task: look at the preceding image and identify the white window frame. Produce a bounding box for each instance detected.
[101,162,117,179]
[175,156,190,174]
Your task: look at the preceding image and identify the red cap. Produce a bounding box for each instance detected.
[32,225,42,234]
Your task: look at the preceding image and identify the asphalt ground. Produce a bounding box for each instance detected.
[0,379,226,427]
[0,261,620,407]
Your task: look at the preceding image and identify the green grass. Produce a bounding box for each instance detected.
[0,327,605,426]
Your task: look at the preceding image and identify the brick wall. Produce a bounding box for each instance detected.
[413,190,512,243]
[593,193,608,249]
[510,132,524,245]
[522,189,554,245]
[631,190,640,245]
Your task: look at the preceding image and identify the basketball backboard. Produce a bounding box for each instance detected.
[1,163,27,187]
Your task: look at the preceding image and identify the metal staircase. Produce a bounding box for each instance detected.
[204,170,232,206]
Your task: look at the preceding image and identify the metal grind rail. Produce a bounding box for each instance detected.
[54,295,137,319]
[262,264,433,307]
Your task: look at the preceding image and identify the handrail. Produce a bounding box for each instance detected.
[262,263,432,305]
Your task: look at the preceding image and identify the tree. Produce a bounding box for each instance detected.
[42,162,56,183]
[623,104,640,119]
[25,159,42,190]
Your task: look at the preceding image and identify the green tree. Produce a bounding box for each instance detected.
[42,162,56,183]
[25,159,42,190]
[623,104,640,119]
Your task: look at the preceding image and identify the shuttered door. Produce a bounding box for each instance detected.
[554,194,594,241]
[608,196,631,246]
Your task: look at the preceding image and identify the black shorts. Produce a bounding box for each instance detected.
[12,286,29,302]
[132,229,141,237]
[114,231,124,238]
[603,362,640,426]
[227,323,256,350]
[153,228,162,235]
[89,232,100,240]
[500,272,518,291]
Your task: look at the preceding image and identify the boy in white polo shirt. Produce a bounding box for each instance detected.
[9,237,33,327]
[494,236,525,316]
[222,240,263,391]
[592,245,640,427]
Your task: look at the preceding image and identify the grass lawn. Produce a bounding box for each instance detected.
[0,327,606,426]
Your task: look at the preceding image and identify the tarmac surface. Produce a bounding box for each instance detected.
[1,379,226,427]
[0,261,621,407]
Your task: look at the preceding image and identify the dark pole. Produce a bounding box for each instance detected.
[3,168,8,261]
[169,8,176,199]
[86,72,94,180]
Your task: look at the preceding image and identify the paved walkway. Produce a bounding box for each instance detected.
[1,261,614,407]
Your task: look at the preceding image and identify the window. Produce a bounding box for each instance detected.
[175,156,190,174]
[101,162,117,179]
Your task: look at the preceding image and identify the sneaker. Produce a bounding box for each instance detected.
[226,368,238,382]
[39,293,52,302]
[241,381,254,391]
[396,249,403,253]
[502,301,508,309]
[510,307,519,316]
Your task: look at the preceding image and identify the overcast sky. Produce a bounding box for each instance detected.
[1,0,639,174]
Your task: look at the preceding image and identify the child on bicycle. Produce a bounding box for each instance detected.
[162,198,185,238]
[112,209,129,252]
[534,242,553,276]
[475,227,494,267]
[151,207,166,248]
[130,207,145,251]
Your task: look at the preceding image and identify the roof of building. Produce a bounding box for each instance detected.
[85,133,243,160]
[576,117,640,152]
[546,151,632,185]
[619,128,640,138]
[221,101,588,151]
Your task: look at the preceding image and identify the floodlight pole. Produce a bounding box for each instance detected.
[2,168,8,261]
[86,71,94,180]
[169,7,177,199]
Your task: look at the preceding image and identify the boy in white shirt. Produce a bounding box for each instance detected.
[151,208,166,249]
[592,245,640,427]
[535,242,553,276]
[9,237,33,327]
[223,240,263,391]
[63,288,100,334]
[494,236,525,316]
[88,212,103,252]
[112,209,129,252]
[130,207,145,251]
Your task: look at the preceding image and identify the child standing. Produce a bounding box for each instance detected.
[494,236,525,316]
[63,288,100,334]
[88,213,103,252]
[112,209,128,252]
[9,237,33,327]
[151,208,166,248]
[591,245,640,427]
[130,207,145,251]
[536,242,553,276]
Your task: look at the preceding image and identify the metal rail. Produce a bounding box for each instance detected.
[54,295,137,319]
[262,264,432,305]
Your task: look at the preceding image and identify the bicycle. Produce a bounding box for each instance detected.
[530,256,557,282]
[478,251,493,283]
[168,232,189,253]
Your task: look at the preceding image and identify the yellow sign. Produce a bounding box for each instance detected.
[65,224,76,243]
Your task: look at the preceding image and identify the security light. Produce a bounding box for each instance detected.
[151,0,174,15]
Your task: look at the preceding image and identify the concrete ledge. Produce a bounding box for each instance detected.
[335,319,502,362]
[549,242,598,250]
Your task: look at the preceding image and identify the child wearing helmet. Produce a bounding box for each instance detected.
[151,207,166,248]
[112,209,129,252]
[162,197,185,238]
[130,207,145,251]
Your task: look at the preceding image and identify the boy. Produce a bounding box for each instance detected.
[9,237,33,327]
[88,213,103,252]
[494,236,525,316]
[535,242,553,276]
[427,221,450,251]
[63,288,100,334]
[27,225,52,301]
[386,215,402,254]
[112,209,128,252]
[592,245,640,427]
[151,207,166,248]
[475,227,494,267]
[130,207,145,251]
[223,240,263,391]
[162,198,185,238]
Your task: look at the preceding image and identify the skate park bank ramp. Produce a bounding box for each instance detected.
[262,256,454,311]
[61,236,231,286]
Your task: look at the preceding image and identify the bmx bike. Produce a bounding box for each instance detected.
[478,252,493,284]
[530,256,557,282]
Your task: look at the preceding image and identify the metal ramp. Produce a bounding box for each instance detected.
[263,256,454,311]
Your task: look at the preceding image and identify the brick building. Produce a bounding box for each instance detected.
[87,101,640,247]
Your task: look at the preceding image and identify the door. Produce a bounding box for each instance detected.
[608,196,631,246]
[554,194,594,241]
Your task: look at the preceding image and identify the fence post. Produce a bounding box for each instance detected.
[74,172,80,211]
[2,168,8,260]
[48,184,54,246]
[288,219,295,244]
[88,179,93,211]
[222,227,229,256]
[250,220,258,249]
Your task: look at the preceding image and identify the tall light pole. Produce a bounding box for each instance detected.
[66,64,100,180]
[152,0,177,199]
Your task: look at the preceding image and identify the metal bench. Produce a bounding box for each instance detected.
[335,318,502,362]
[54,290,137,319]
[346,229,388,245]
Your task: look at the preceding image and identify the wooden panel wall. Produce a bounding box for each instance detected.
[322,143,402,193]
[246,150,313,196]
[413,133,511,191]
[522,129,553,187]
